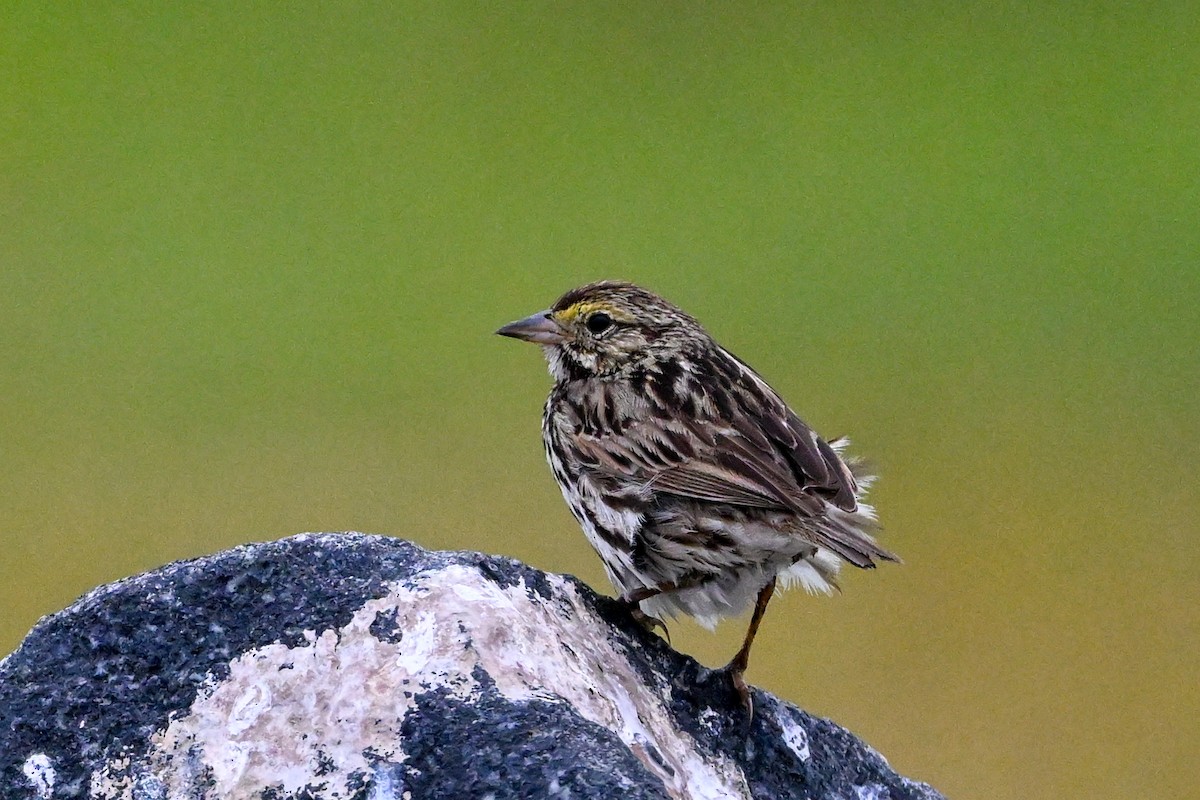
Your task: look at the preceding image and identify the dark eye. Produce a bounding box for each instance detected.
[585,312,613,335]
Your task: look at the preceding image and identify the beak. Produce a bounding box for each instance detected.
[495,310,571,345]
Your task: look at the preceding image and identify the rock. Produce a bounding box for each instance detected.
[0,533,944,800]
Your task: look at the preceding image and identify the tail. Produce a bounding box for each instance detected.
[812,501,899,568]
[810,438,900,569]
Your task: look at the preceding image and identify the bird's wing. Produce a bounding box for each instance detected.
[572,410,844,515]
[569,348,859,515]
[571,411,889,567]
[713,347,861,513]
[567,349,893,566]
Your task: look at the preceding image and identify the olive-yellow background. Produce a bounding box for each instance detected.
[3,4,1196,798]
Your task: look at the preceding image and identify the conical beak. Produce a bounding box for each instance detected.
[495,310,571,345]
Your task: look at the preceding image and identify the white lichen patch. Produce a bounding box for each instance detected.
[22,753,55,798]
[90,564,750,800]
[772,705,810,762]
[89,755,133,799]
[854,783,890,800]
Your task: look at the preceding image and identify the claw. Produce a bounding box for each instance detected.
[630,607,671,643]
[619,597,670,644]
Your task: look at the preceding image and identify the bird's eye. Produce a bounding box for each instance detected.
[585,312,614,335]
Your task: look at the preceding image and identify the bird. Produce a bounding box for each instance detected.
[496,280,897,712]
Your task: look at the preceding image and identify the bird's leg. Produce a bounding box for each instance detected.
[725,577,777,718]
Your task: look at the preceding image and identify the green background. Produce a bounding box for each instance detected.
[2,4,1196,798]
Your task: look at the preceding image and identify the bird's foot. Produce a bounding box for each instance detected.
[722,661,754,720]
[619,597,671,643]
[631,608,671,643]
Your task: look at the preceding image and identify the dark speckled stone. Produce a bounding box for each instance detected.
[0,532,945,799]
[399,683,671,799]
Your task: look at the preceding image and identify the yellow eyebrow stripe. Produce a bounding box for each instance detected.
[553,302,633,324]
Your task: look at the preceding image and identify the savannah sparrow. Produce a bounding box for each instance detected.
[497,281,897,710]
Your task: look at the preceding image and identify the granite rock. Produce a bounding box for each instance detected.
[0,533,945,799]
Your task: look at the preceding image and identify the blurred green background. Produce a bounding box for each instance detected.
[2,3,1196,797]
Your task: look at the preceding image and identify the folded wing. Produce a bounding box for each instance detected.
[569,351,894,567]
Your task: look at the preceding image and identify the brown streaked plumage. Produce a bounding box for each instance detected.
[497,280,897,713]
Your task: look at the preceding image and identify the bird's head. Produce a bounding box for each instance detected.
[496,281,702,380]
